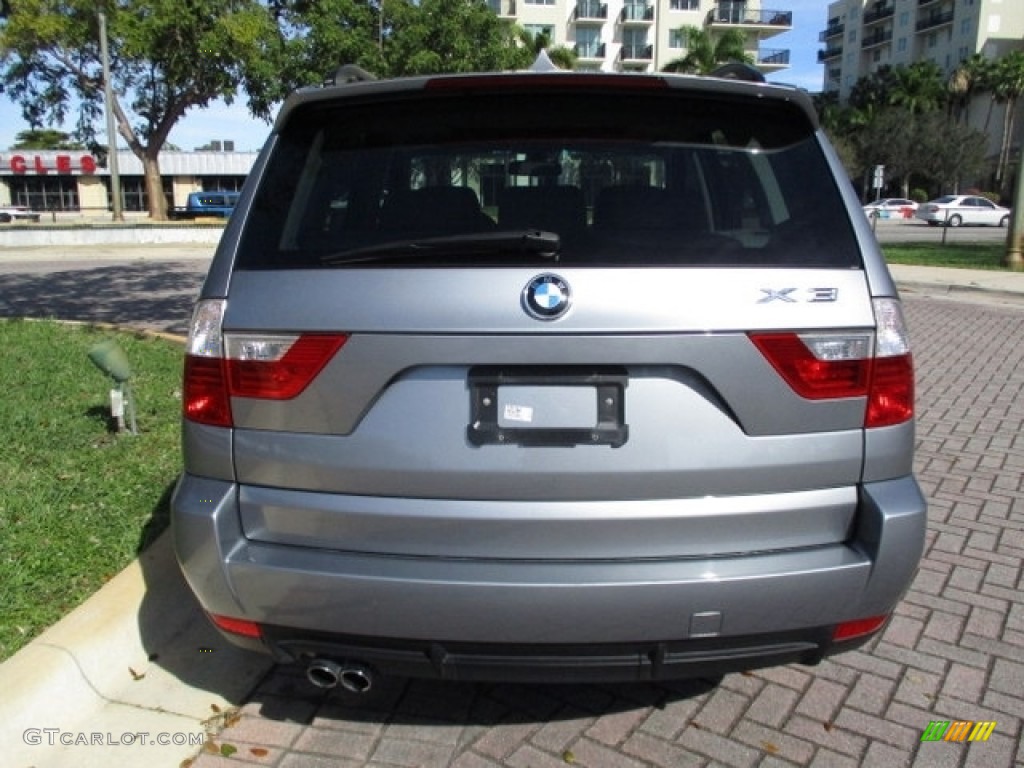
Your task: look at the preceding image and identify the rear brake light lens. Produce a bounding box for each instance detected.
[208,612,263,639]
[749,298,914,428]
[749,332,872,400]
[226,334,348,399]
[833,614,889,642]
[183,299,348,427]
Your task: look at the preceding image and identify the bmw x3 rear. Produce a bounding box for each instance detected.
[172,64,926,688]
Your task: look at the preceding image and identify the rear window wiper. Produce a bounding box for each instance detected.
[320,229,560,265]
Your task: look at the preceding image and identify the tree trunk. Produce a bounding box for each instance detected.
[143,152,168,220]
[997,98,1015,188]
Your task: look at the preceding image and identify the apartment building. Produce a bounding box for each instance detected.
[820,0,1024,101]
[489,0,792,74]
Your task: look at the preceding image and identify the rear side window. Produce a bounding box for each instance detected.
[238,86,861,269]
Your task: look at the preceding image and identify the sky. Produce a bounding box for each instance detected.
[0,0,828,153]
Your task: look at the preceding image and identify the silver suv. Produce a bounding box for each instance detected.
[172,63,926,691]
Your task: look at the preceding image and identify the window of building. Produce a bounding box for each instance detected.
[897,37,907,53]
[7,176,80,211]
[899,12,908,27]
[524,0,554,5]
[669,0,698,9]
[928,32,937,48]
[202,176,245,193]
[960,19,972,35]
[669,28,685,48]
[576,27,601,57]
[524,24,555,42]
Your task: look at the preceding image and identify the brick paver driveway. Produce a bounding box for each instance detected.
[182,293,1024,768]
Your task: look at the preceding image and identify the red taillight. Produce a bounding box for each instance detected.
[184,355,232,427]
[749,333,870,400]
[227,335,348,400]
[208,613,263,639]
[182,299,348,427]
[865,354,914,428]
[749,298,915,429]
[833,614,889,642]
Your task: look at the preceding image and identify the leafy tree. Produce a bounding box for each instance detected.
[1,0,280,219]
[11,129,83,150]
[268,0,530,95]
[913,110,990,193]
[661,26,750,75]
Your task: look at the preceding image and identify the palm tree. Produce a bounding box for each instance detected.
[888,61,945,115]
[661,26,751,75]
[990,51,1024,189]
[947,54,992,126]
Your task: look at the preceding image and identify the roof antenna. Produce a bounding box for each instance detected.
[708,62,765,83]
[326,64,378,86]
[529,50,561,72]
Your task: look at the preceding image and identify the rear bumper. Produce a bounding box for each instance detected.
[171,474,926,681]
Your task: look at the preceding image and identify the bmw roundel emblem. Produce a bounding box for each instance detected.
[523,274,571,320]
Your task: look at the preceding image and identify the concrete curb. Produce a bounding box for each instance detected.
[0,533,272,768]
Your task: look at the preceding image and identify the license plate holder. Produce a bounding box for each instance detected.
[468,366,628,447]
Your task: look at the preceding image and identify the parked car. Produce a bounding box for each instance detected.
[863,198,918,218]
[172,60,925,689]
[915,195,1010,227]
[168,191,240,220]
[0,205,41,223]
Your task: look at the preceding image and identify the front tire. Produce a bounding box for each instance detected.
[947,214,962,228]
[1000,215,1009,228]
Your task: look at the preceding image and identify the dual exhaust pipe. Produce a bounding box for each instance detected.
[306,658,374,693]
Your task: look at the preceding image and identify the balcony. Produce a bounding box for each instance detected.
[574,42,607,59]
[620,3,654,23]
[916,9,954,32]
[707,4,792,30]
[861,29,893,49]
[817,44,843,62]
[620,43,654,60]
[573,0,607,22]
[862,3,894,26]
[819,22,844,42]
[757,48,790,69]
[917,0,940,6]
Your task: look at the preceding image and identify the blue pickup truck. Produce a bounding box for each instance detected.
[170,191,239,220]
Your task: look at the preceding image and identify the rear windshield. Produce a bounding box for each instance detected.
[237,85,861,269]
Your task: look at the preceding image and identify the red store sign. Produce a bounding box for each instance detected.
[2,154,98,175]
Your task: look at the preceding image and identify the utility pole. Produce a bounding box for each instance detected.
[99,10,124,222]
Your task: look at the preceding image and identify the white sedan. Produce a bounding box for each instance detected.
[863,198,918,218]
[915,195,1010,227]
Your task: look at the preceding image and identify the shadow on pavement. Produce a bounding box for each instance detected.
[245,660,723,727]
[134,486,272,712]
[0,262,206,336]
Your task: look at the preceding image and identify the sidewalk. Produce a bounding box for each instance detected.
[889,263,1024,304]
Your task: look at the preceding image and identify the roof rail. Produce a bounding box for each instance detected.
[325,64,378,87]
[709,62,765,83]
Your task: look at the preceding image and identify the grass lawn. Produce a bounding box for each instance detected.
[0,319,183,662]
[882,242,1006,270]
